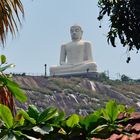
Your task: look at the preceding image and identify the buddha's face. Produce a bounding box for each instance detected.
[70,26,83,41]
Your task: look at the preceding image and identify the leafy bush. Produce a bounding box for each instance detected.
[0,55,27,115]
[0,100,134,140]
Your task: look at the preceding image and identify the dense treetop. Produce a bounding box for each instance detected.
[98,0,140,62]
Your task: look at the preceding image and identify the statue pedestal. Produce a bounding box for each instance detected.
[50,62,97,76]
[51,72,99,79]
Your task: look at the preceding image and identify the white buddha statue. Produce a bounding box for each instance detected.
[50,24,97,76]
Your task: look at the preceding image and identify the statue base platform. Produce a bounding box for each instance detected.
[50,72,99,79]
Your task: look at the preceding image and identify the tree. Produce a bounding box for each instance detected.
[0,0,24,45]
[0,0,25,114]
[121,74,130,82]
[98,0,140,62]
[98,72,109,81]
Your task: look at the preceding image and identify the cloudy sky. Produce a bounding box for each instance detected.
[2,0,140,79]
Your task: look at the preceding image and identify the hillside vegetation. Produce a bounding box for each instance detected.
[13,76,140,116]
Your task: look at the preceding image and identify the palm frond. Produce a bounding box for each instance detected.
[0,0,24,45]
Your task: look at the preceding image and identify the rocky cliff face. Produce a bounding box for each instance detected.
[13,76,140,116]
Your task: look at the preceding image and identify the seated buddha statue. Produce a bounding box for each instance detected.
[50,24,97,76]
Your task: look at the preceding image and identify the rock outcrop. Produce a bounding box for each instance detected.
[13,76,140,116]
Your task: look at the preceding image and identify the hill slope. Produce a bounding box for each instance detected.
[13,76,140,115]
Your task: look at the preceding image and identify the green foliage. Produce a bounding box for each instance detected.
[98,72,109,82]
[0,64,15,72]
[0,55,6,64]
[0,55,27,115]
[66,114,79,128]
[121,74,130,82]
[98,0,140,61]
[0,77,27,102]
[103,100,119,122]
[80,110,102,131]
[32,125,53,135]
[79,100,131,139]
[37,107,58,123]
[17,109,36,124]
[0,54,15,71]
[0,104,13,129]
[0,100,133,140]
[27,105,40,121]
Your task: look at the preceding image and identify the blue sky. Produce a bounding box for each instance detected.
[1,0,140,79]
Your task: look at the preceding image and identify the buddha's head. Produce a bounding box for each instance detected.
[70,24,83,41]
